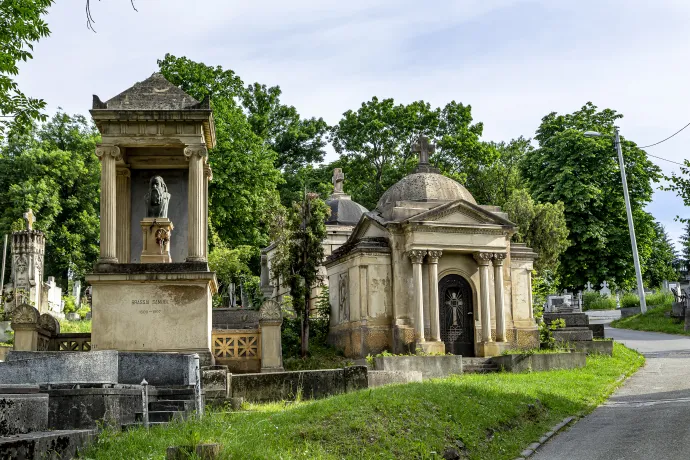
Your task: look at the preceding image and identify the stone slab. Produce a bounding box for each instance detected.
[0,429,96,459]
[367,370,423,388]
[620,306,642,319]
[47,387,141,430]
[0,385,40,394]
[554,328,594,342]
[0,393,48,435]
[491,352,586,372]
[0,351,119,385]
[543,312,590,327]
[229,366,368,402]
[569,340,614,356]
[588,323,605,339]
[118,352,197,386]
[373,355,463,379]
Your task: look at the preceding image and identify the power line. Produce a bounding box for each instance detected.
[638,122,690,148]
[644,153,685,166]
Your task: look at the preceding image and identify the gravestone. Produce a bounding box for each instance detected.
[599,281,611,297]
[72,281,81,307]
[585,282,594,293]
[45,277,63,318]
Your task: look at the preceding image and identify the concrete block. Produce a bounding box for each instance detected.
[543,313,589,327]
[118,352,197,386]
[0,347,9,362]
[620,307,642,319]
[0,351,119,385]
[569,340,613,356]
[587,324,605,339]
[343,366,368,393]
[47,386,142,430]
[491,352,586,372]
[373,355,463,379]
[553,328,593,342]
[367,370,423,387]
[0,393,48,435]
[0,429,96,459]
[202,367,228,399]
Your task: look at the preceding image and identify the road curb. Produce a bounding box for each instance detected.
[513,415,575,459]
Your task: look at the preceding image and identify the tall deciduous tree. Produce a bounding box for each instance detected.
[643,222,678,288]
[522,102,661,290]
[0,0,52,139]
[0,112,100,286]
[271,193,329,357]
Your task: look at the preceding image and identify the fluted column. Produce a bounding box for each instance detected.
[408,250,427,342]
[493,253,507,342]
[474,252,493,343]
[427,250,442,342]
[203,164,213,259]
[95,145,121,263]
[184,145,207,262]
[116,168,131,263]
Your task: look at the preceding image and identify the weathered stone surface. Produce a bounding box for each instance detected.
[0,347,9,362]
[491,352,586,372]
[0,351,119,385]
[118,352,197,386]
[0,393,48,435]
[92,262,209,274]
[543,312,590,327]
[0,429,96,459]
[569,340,614,356]
[212,309,259,329]
[620,307,642,319]
[367,370,423,387]
[202,367,228,399]
[588,323,605,339]
[229,366,368,402]
[373,355,463,379]
[47,386,141,430]
[553,327,594,342]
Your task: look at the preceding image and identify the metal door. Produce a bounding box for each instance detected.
[439,274,474,356]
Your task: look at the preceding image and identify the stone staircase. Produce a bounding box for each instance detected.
[124,386,199,430]
[462,357,499,374]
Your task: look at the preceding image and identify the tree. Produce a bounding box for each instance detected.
[679,222,690,273]
[158,54,282,250]
[0,112,101,286]
[643,222,678,288]
[330,97,488,210]
[503,189,569,272]
[522,103,661,290]
[0,0,52,139]
[271,193,329,357]
[665,160,690,223]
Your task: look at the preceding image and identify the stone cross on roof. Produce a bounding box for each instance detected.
[332,168,345,194]
[412,135,435,165]
[23,209,35,231]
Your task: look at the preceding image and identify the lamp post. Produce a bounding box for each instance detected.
[584,127,647,313]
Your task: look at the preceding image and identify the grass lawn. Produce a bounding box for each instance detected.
[59,319,91,333]
[610,304,689,336]
[84,343,643,460]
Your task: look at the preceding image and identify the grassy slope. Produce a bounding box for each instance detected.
[611,304,689,336]
[84,343,642,460]
[59,319,91,333]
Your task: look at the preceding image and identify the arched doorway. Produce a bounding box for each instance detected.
[439,274,475,356]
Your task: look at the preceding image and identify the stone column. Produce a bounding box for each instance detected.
[184,145,208,262]
[493,253,507,342]
[95,145,121,263]
[203,164,213,259]
[474,252,493,343]
[427,250,442,342]
[116,168,131,263]
[259,299,283,372]
[408,250,427,342]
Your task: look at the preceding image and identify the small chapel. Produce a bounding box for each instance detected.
[325,136,539,358]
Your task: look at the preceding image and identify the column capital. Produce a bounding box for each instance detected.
[184,145,208,160]
[473,251,493,266]
[116,168,131,178]
[95,145,122,161]
[427,250,443,263]
[492,252,507,266]
[408,249,427,264]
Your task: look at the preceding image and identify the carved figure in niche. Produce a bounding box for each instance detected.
[145,175,171,218]
[339,272,349,322]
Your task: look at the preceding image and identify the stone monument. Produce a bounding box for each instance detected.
[86,73,218,363]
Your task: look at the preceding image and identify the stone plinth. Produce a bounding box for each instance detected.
[0,391,48,436]
[416,341,446,355]
[476,341,511,358]
[87,265,216,358]
[140,218,174,263]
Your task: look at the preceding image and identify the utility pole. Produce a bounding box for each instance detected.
[613,127,647,313]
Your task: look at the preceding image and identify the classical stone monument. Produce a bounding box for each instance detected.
[86,73,218,362]
[325,136,539,358]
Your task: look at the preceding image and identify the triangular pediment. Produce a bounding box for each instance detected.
[349,213,389,241]
[406,200,515,227]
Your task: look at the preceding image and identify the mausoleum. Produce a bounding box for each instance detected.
[325,136,539,358]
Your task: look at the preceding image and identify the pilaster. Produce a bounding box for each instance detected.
[95,144,121,263]
[408,250,427,343]
[492,253,507,342]
[116,168,131,263]
[474,251,493,343]
[184,145,207,262]
[427,250,442,342]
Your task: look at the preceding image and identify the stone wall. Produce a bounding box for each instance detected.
[212,308,259,329]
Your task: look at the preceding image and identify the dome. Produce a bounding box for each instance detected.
[375,172,476,214]
[325,198,368,226]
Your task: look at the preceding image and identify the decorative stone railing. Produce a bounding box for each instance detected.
[212,329,261,372]
[10,303,91,352]
[52,333,92,351]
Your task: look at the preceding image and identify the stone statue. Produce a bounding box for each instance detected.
[145,176,171,218]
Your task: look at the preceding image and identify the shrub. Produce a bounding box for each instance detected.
[646,291,674,308]
[539,318,566,349]
[621,293,640,309]
[583,292,617,311]
[77,305,91,320]
[62,295,77,314]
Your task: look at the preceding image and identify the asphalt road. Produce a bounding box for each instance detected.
[532,326,690,460]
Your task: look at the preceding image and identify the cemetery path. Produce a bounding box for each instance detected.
[532,326,690,460]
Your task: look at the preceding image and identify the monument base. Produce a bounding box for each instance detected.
[87,265,217,359]
[140,218,174,263]
[476,341,510,357]
[415,340,446,355]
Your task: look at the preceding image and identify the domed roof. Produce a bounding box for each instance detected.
[375,172,476,214]
[325,198,368,226]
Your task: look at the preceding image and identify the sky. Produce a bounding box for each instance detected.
[17,0,690,247]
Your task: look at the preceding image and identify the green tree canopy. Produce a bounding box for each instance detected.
[0,112,100,286]
[522,102,661,290]
[0,0,52,139]
[643,222,678,288]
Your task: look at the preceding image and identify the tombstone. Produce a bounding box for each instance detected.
[72,280,82,307]
[599,281,611,297]
[585,281,594,293]
[546,294,575,313]
[44,277,64,319]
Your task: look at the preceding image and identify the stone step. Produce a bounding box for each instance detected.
[463,364,499,374]
[0,429,96,459]
[462,358,493,366]
[554,327,594,342]
[136,410,188,423]
[149,399,195,412]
